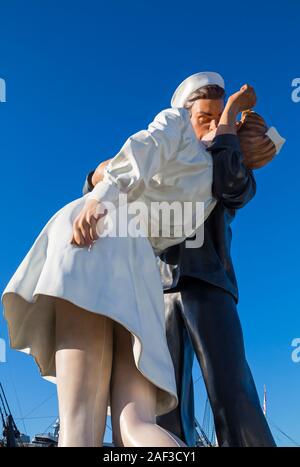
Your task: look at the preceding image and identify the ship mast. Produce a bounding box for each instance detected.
[0,382,20,447]
[263,384,267,417]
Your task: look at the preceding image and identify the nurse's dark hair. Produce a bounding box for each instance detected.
[184,85,225,116]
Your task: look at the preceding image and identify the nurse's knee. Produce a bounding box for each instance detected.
[119,404,154,444]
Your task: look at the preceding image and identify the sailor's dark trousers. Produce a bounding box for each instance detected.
[156,277,276,447]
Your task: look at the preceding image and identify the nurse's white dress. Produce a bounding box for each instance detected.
[1,107,216,417]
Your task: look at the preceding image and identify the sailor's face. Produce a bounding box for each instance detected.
[190,99,224,140]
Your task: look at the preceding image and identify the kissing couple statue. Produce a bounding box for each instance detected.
[2,71,285,447]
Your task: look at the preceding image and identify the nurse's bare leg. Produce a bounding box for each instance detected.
[54,298,113,447]
[110,322,186,447]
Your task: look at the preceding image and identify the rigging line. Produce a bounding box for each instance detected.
[268,418,300,447]
[0,382,10,415]
[106,423,112,432]
[22,393,56,419]
[194,375,203,385]
[36,416,111,437]
[15,416,57,420]
[7,366,27,435]
[0,393,8,417]
[273,433,286,447]
[273,426,300,447]
[0,405,6,426]
[41,417,58,435]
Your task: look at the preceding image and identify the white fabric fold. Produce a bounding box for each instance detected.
[265,126,286,154]
[87,108,183,206]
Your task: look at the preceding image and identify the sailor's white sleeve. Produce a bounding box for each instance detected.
[85,108,183,206]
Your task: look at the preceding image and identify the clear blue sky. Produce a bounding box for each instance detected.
[0,0,299,446]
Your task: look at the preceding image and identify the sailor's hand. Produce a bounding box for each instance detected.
[70,199,107,248]
[227,84,257,114]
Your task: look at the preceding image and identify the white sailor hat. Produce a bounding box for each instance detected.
[171,71,225,108]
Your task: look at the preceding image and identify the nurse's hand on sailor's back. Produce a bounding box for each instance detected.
[70,199,107,248]
[77,160,113,247]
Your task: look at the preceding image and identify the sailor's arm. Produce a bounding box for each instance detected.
[207,84,257,209]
